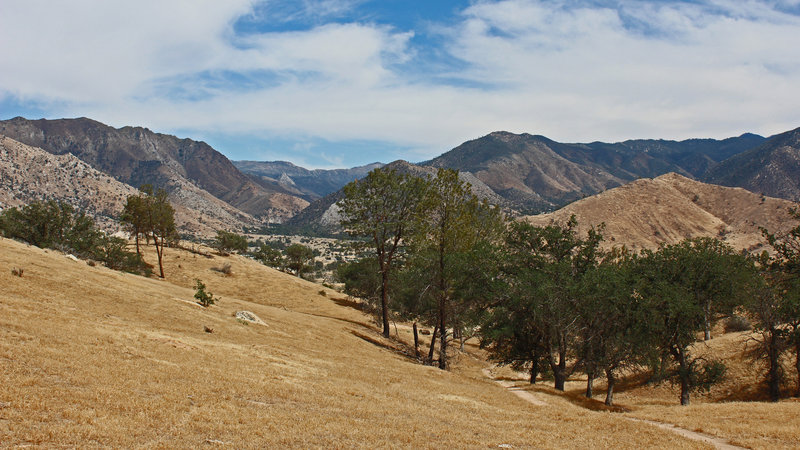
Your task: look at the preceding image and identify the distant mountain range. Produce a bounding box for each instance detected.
[423,131,768,212]
[1,115,798,237]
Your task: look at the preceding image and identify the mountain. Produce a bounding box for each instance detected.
[424,131,766,212]
[0,135,255,235]
[285,160,508,231]
[704,127,800,201]
[233,160,384,200]
[0,117,308,221]
[523,172,799,251]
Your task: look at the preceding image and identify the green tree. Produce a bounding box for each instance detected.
[759,206,800,398]
[632,239,741,405]
[404,169,505,369]
[214,230,248,255]
[121,185,177,278]
[339,167,428,338]
[0,200,103,257]
[251,242,283,268]
[284,243,315,278]
[494,216,603,390]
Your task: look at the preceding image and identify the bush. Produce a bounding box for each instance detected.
[211,262,232,275]
[96,236,152,276]
[213,230,248,255]
[724,314,752,333]
[194,279,218,307]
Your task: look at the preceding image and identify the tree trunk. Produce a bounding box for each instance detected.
[438,314,447,370]
[674,347,691,406]
[551,350,567,391]
[427,326,438,365]
[413,322,420,359]
[767,326,781,402]
[605,369,616,406]
[529,357,539,384]
[704,303,712,341]
[134,232,140,255]
[380,269,390,338]
[154,233,165,278]
[794,329,800,398]
[585,370,594,398]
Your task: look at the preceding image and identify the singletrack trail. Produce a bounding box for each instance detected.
[482,368,747,450]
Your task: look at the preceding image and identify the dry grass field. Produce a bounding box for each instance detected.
[1,236,798,448]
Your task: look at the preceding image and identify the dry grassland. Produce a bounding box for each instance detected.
[0,237,794,448]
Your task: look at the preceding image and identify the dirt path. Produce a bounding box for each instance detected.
[482,368,746,450]
[481,369,548,406]
[624,418,746,450]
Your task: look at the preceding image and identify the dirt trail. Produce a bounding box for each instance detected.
[482,368,746,450]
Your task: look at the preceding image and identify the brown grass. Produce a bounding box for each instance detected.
[0,237,793,447]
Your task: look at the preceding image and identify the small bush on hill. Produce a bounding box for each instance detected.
[724,314,752,333]
[194,279,218,307]
[211,262,232,275]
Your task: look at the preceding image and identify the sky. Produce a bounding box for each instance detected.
[1,0,800,169]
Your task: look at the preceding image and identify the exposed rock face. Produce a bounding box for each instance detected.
[523,173,799,252]
[0,135,254,236]
[234,160,384,200]
[0,117,308,221]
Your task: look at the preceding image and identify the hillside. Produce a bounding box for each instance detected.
[0,117,308,221]
[705,127,800,201]
[285,160,508,231]
[0,135,255,236]
[523,173,800,251]
[425,131,766,212]
[0,236,730,448]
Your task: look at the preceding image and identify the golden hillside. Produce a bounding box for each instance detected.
[2,237,799,448]
[523,173,799,251]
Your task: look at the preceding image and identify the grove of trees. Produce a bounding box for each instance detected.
[336,166,800,405]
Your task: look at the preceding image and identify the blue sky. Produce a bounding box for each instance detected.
[2,0,800,168]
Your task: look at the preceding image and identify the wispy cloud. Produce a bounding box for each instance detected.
[1,0,800,167]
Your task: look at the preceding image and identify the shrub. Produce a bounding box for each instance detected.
[211,262,232,275]
[724,314,752,333]
[194,279,218,307]
[11,267,23,277]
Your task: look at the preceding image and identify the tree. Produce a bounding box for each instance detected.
[759,206,800,398]
[251,242,283,268]
[494,216,603,390]
[284,243,315,278]
[121,185,177,278]
[404,169,505,369]
[339,167,428,338]
[0,200,103,257]
[214,230,248,255]
[577,248,649,405]
[632,239,739,405]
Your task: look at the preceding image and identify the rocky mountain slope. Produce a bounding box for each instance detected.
[705,126,800,201]
[285,159,508,231]
[425,131,766,213]
[0,117,308,221]
[234,160,384,200]
[523,172,799,251]
[0,135,255,235]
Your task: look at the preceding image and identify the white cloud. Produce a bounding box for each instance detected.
[2,0,800,166]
